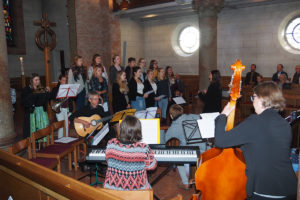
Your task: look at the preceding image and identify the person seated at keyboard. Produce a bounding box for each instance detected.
[165,104,206,190]
[104,115,157,190]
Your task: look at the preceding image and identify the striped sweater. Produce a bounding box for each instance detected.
[104,138,157,191]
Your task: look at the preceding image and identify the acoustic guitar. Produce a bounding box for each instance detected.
[74,115,112,137]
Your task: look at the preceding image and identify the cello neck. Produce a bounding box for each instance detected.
[226,99,237,131]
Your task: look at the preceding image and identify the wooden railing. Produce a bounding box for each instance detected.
[0,149,153,200]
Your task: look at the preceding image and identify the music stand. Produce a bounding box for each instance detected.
[56,83,80,99]
[182,120,208,150]
[111,109,136,123]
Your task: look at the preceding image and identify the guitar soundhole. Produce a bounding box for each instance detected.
[91,120,97,126]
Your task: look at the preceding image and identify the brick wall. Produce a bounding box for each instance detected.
[75,0,121,72]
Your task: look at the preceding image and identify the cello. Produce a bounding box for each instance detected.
[193,60,247,200]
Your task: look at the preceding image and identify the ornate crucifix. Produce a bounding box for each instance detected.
[33,13,57,87]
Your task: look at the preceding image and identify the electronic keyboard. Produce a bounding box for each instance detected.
[86,145,200,164]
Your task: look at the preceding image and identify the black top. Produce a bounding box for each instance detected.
[292,73,300,84]
[89,77,109,102]
[215,109,297,197]
[109,65,124,84]
[112,82,129,113]
[22,86,50,113]
[199,82,222,113]
[69,104,105,123]
[125,66,133,83]
[245,71,259,85]
[272,71,288,82]
[143,79,156,108]
[128,78,143,101]
[156,79,170,98]
[51,85,73,111]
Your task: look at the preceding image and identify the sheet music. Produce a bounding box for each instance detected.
[91,123,109,146]
[145,90,154,95]
[57,84,80,98]
[173,96,186,104]
[135,107,157,119]
[55,137,78,143]
[157,95,166,100]
[197,112,220,138]
[140,119,160,144]
[100,102,109,112]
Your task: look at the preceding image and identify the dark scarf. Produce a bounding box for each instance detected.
[71,65,86,83]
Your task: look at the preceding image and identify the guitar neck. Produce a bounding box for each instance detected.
[95,115,112,124]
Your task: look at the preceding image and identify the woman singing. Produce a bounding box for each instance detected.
[68,55,87,110]
[90,66,109,115]
[215,82,297,199]
[112,71,130,113]
[156,68,170,121]
[87,54,108,82]
[109,55,124,84]
[128,67,147,111]
[198,70,222,113]
[143,69,157,108]
[22,73,50,139]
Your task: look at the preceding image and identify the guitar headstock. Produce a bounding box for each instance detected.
[229,60,245,101]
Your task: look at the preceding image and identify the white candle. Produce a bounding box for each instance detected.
[20,57,24,75]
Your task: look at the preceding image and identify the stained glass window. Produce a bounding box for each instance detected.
[3,0,14,46]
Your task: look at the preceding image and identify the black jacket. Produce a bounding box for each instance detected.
[143,79,156,108]
[199,82,222,113]
[128,78,143,101]
[156,79,170,98]
[215,109,297,198]
[272,71,288,82]
[112,83,129,113]
[245,71,259,85]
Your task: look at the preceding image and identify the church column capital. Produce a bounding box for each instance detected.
[193,0,224,17]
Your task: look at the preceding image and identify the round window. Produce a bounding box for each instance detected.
[178,26,200,54]
[285,17,300,50]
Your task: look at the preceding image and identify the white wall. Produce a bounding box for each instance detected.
[217,2,300,78]
[120,18,144,66]
[120,15,199,75]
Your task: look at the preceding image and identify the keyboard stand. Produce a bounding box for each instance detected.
[77,161,105,186]
[150,164,176,200]
[90,163,103,187]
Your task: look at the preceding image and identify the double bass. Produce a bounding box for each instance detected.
[193,60,247,200]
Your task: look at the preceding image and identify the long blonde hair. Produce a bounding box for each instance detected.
[116,71,129,93]
[157,68,165,81]
[92,66,103,78]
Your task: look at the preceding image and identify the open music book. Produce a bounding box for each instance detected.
[54,137,78,144]
[197,112,220,138]
[173,96,186,104]
[91,123,109,146]
[135,107,158,119]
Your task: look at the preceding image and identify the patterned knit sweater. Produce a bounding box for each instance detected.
[104,138,157,191]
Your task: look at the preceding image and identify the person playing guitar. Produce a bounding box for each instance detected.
[69,91,106,137]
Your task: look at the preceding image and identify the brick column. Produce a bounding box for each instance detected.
[0,2,16,146]
[193,0,224,90]
[74,0,121,70]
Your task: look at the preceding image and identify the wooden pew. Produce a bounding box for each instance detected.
[0,149,153,200]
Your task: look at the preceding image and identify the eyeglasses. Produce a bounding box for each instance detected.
[250,95,257,102]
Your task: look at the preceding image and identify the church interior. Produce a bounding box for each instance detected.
[1,0,300,199]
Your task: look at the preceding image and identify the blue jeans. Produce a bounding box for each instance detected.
[131,96,146,111]
[76,88,86,110]
[158,98,168,119]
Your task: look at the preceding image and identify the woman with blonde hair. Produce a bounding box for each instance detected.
[68,55,87,110]
[112,71,130,113]
[90,66,109,115]
[215,81,297,199]
[156,67,170,121]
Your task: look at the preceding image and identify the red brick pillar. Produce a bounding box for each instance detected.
[0,2,16,146]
